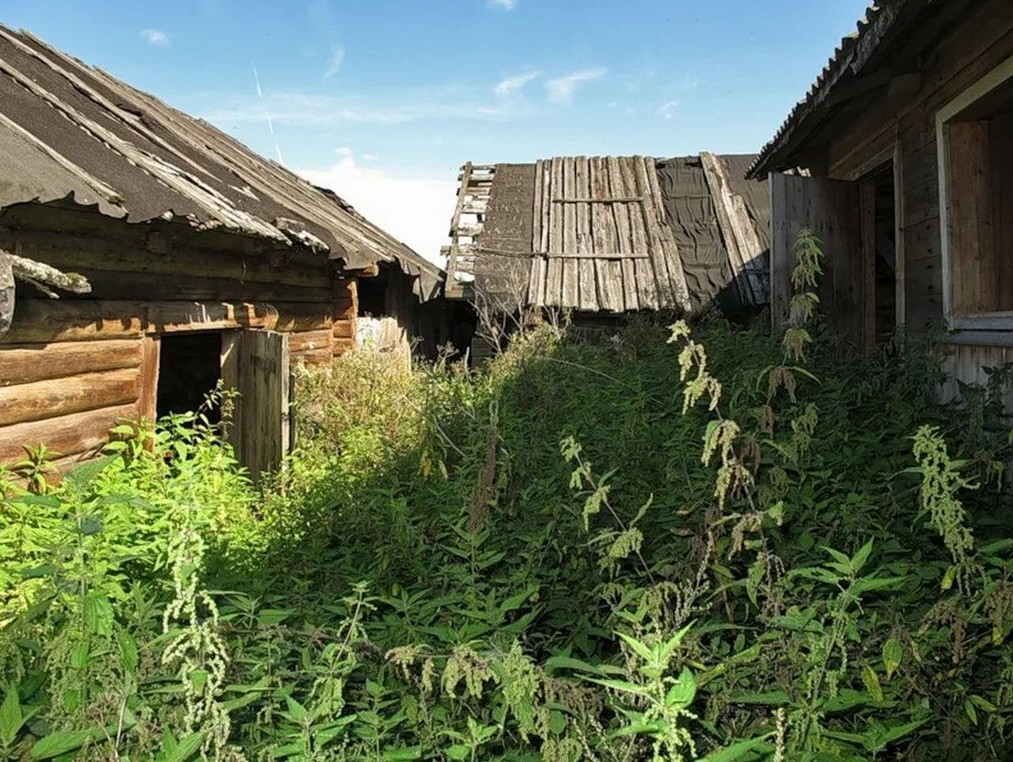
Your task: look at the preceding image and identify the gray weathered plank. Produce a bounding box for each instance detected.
[700,152,767,305]
[575,156,599,311]
[591,157,624,312]
[642,157,691,310]
[608,156,639,312]
[545,157,564,307]
[561,158,580,308]
[529,159,547,306]
[619,158,658,310]
[632,156,673,307]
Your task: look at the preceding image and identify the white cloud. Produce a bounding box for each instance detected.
[494,70,540,97]
[300,154,457,264]
[487,0,517,9]
[324,46,345,78]
[141,28,170,47]
[545,67,607,103]
[202,88,518,126]
[659,100,680,120]
[362,153,379,161]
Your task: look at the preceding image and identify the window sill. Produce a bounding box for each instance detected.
[949,313,1013,332]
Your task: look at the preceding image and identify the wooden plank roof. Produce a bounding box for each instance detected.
[445,154,770,314]
[0,25,443,301]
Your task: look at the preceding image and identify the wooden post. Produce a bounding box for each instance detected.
[859,178,878,351]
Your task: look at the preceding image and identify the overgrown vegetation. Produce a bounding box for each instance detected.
[2,234,1013,760]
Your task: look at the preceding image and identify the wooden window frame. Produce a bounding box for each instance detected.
[937,54,1013,331]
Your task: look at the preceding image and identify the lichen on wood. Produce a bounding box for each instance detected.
[0,247,92,337]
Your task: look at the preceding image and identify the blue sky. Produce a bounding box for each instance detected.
[2,0,867,260]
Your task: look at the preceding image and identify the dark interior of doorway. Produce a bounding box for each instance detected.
[156,332,223,422]
[869,164,897,345]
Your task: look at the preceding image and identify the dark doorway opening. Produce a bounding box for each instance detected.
[156,332,223,421]
[861,164,898,346]
[357,269,389,318]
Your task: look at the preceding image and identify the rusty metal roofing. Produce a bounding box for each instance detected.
[747,0,912,178]
[0,25,442,301]
[445,154,769,314]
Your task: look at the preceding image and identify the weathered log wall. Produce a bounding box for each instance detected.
[0,211,360,471]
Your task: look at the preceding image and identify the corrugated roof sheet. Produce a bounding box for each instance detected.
[747,0,910,178]
[0,25,443,301]
[446,154,769,314]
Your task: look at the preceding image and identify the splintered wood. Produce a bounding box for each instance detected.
[528,155,690,312]
[445,162,495,298]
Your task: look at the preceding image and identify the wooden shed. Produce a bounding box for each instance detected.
[442,154,770,355]
[748,0,1013,400]
[0,25,446,477]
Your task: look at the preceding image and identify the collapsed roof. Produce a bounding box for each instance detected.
[445,154,769,314]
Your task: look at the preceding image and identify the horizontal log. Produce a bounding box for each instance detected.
[333,337,356,357]
[2,300,145,343]
[0,338,141,386]
[291,347,332,366]
[0,402,137,462]
[333,319,356,340]
[271,303,334,332]
[64,272,333,304]
[0,368,140,427]
[0,300,335,342]
[10,229,332,289]
[288,329,333,353]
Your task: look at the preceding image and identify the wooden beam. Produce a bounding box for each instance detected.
[0,368,139,427]
[0,403,137,462]
[0,339,141,387]
[700,152,767,306]
[859,178,878,350]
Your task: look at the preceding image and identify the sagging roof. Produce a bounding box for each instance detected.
[747,0,966,179]
[444,154,769,314]
[0,25,442,301]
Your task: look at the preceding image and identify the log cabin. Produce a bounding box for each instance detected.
[748,0,1013,404]
[443,155,770,360]
[0,25,447,478]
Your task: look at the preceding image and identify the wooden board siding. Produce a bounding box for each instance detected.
[769,173,860,341]
[233,330,290,482]
[819,0,1013,335]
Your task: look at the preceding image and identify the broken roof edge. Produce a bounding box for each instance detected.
[1,24,441,295]
[746,0,909,179]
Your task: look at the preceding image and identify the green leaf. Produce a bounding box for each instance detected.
[118,632,139,674]
[728,691,790,706]
[79,517,104,537]
[664,668,697,708]
[882,638,903,679]
[285,695,308,722]
[159,733,204,762]
[63,457,113,489]
[582,677,651,698]
[700,735,773,762]
[84,594,113,636]
[862,665,884,703]
[0,687,23,747]
[616,632,654,663]
[31,729,93,759]
[867,717,929,751]
[851,539,874,573]
[381,747,422,761]
[445,744,471,760]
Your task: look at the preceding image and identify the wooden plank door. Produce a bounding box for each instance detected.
[769,172,861,343]
[229,330,290,482]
